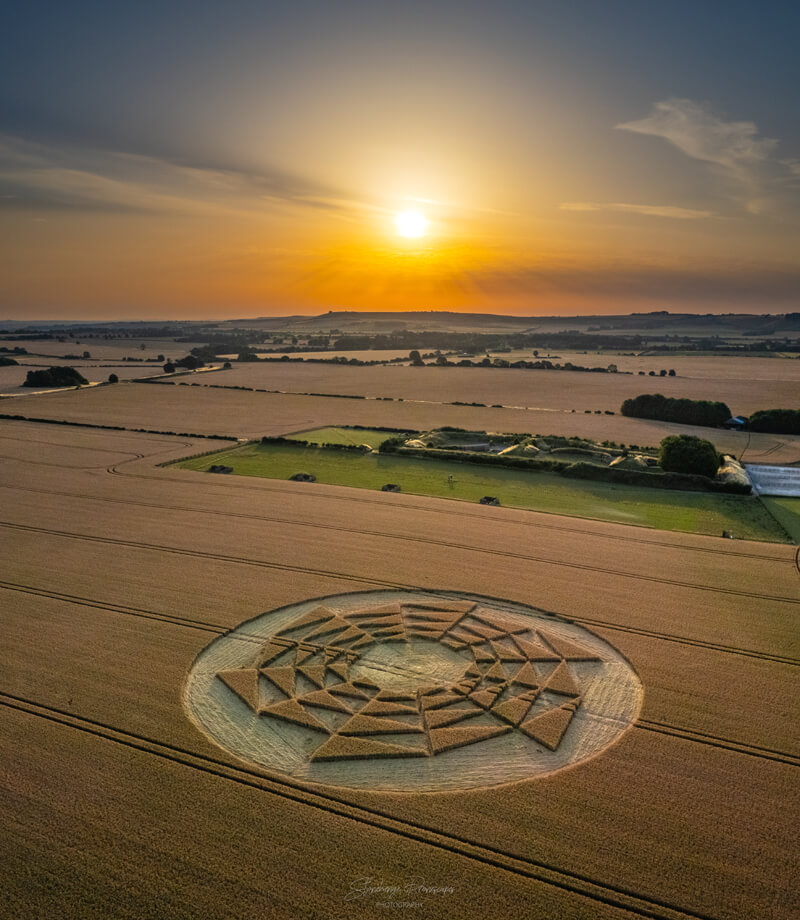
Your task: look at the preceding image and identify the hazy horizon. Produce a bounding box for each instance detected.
[4,307,799,328]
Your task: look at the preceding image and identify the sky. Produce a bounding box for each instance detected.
[1,0,799,319]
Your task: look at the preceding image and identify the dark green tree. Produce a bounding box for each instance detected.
[747,409,800,434]
[621,393,730,427]
[659,435,720,478]
[23,366,88,388]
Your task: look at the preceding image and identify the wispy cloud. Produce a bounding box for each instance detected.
[614,98,800,215]
[782,159,800,189]
[560,202,713,220]
[0,133,366,217]
[616,98,777,176]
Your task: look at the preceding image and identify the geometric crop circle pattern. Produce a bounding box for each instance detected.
[184,590,643,792]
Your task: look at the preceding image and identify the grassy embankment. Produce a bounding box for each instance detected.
[177,432,790,542]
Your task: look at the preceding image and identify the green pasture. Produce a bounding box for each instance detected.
[284,426,401,448]
[760,497,800,543]
[177,441,791,542]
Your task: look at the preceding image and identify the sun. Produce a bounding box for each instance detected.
[395,210,428,238]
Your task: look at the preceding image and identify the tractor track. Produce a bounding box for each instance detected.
[2,518,797,608]
[1,583,797,766]
[1,578,796,668]
[0,479,793,568]
[0,689,757,920]
[634,720,799,766]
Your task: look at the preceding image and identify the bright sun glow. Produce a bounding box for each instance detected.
[395,210,428,238]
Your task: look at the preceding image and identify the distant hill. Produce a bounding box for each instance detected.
[3,310,798,338]
[218,310,800,336]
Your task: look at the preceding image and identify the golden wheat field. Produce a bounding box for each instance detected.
[1,389,798,920]
[4,0,799,913]
[6,380,800,462]
[205,360,800,416]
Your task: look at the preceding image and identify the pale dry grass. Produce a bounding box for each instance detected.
[551,351,800,381]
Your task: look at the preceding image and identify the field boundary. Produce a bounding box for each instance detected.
[169,443,790,543]
[111,460,798,562]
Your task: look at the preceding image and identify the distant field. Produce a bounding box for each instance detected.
[485,351,800,382]
[10,382,800,462]
[177,441,790,541]
[219,349,412,362]
[0,363,161,394]
[203,361,798,416]
[0,337,205,362]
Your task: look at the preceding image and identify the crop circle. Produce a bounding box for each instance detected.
[184,590,643,792]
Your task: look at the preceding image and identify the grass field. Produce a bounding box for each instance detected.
[284,426,403,448]
[177,441,790,541]
[761,497,800,543]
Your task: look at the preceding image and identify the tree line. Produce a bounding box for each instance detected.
[620,394,731,427]
[746,409,800,435]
